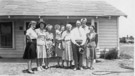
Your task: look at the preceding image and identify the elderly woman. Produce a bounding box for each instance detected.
[45,24,54,68]
[86,26,97,70]
[54,24,65,67]
[23,21,37,74]
[61,24,73,68]
[35,21,46,71]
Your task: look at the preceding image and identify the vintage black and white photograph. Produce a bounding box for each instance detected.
[0,0,134,76]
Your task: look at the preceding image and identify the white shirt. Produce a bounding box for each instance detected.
[26,28,37,39]
[62,31,72,40]
[71,27,86,45]
[82,25,90,34]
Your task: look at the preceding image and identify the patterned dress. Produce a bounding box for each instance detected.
[46,31,54,58]
[62,31,73,61]
[86,32,96,59]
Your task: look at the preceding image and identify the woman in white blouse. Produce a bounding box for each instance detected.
[35,21,46,71]
[23,21,38,74]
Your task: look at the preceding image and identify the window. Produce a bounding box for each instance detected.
[0,22,13,48]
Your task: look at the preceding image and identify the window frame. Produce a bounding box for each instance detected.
[0,21,15,49]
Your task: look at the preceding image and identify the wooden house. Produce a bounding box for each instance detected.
[0,0,126,58]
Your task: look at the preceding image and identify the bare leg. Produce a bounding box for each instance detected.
[44,58,49,68]
[37,58,40,67]
[61,60,64,67]
[86,59,89,68]
[90,48,94,70]
[57,57,61,67]
[69,61,72,67]
[28,60,32,71]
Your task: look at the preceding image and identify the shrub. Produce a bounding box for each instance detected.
[100,48,118,59]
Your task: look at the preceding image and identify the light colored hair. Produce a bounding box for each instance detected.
[81,18,87,22]
[28,21,37,28]
[66,24,72,28]
[76,20,81,24]
[54,24,60,30]
[46,24,53,30]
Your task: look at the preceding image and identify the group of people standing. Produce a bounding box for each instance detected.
[23,18,97,74]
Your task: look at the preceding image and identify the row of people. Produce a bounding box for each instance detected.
[23,18,97,74]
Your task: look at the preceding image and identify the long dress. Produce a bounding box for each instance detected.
[55,30,63,57]
[62,31,73,61]
[46,31,54,58]
[86,32,96,59]
[23,28,37,59]
[35,28,47,58]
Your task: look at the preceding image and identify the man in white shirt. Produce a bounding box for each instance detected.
[81,18,90,34]
[71,20,86,70]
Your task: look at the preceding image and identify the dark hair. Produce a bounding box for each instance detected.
[36,21,46,29]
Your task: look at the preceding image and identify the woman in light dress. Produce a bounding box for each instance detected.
[35,21,46,71]
[62,24,73,68]
[45,24,54,68]
[86,26,97,70]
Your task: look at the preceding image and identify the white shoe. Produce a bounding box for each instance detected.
[93,60,96,63]
[73,68,77,71]
[80,67,83,70]
[37,67,42,71]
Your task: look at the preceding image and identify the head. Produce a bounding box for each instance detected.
[81,18,87,26]
[54,24,60,30]
[60,25,65,31]
[39,22,46,30]
[66,24,72,31]
[29,21,37,29]
[46,24,53,31]
[88,26,94,33]
[76,20,81,28]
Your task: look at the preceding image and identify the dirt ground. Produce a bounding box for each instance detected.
[0,43,134,76]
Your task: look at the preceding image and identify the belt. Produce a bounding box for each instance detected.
[64,40,70,41]
[46,39,53,41]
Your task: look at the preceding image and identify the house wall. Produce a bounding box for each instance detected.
[97,17,118,49]
[0,16,119,58]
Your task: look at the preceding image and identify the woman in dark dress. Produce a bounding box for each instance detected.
[23,21,38,74]
[86,26,97,70]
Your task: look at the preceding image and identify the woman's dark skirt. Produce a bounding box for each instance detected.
[23,39,37,59]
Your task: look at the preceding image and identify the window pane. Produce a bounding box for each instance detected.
[0,22,12,48]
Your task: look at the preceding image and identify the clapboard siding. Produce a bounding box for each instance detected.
[98,17,118,49]
[0,19,25,58]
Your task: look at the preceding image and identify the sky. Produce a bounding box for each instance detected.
[101,0,135,37]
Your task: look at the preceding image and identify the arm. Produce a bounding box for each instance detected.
[26,30,32,42]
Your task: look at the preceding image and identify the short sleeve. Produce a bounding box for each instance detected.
[62,31,66,39]
[26,29,30,36]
